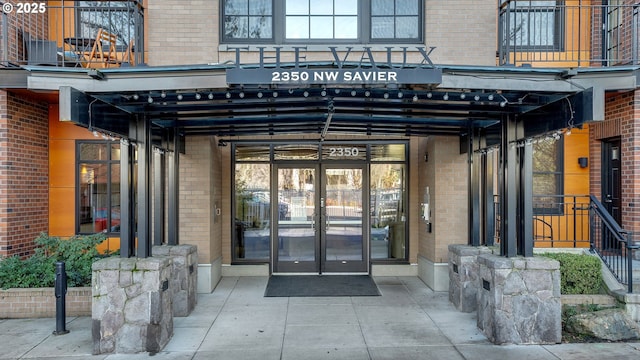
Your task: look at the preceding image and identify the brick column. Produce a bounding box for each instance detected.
[0,91,49,258]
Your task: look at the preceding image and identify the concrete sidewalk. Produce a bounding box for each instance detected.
[0,276,639,359]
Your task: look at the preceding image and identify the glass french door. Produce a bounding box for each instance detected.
[274,164,368,273]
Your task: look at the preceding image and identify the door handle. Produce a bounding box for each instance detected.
[604,195,612,203]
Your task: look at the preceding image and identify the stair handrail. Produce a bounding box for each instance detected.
[589,195,638,293]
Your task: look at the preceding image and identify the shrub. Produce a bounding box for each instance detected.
[0,233,110,289]
[540,252,603,294]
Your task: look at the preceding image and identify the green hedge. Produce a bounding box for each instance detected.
[0,233,110,289]
[540,252,603,294]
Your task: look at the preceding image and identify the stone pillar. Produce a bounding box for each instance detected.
[625,293,640,322]
[153,244,198,316]
[477,254,561,344]
[448,244,492,312]
[92,257,173,354]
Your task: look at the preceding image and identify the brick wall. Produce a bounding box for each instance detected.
[0,287,91,318]
[419,136,469,263]
[144,0,497,67]
[0,91,49,258]
[590,90,640,238]
[622,91,640,238]
[211,136,222,260]
[179,136,213,264]
[146,0,220,66]
[1,0,49,66]
[425,0,497,66]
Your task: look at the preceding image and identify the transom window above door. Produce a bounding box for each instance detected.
[222,0,423,44]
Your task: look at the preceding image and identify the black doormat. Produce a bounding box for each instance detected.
[264,275,381,297]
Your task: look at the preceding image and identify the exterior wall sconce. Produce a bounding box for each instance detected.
[578,157,588,168]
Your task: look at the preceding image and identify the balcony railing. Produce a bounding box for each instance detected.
[498,0,640,67]
[1,1,144,68]
[533,195,591,248]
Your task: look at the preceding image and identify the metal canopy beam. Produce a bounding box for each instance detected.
[59,86,133,137]
[469,127,481,246]
[12,63,637,94]
[153,146,165,246]
[136,115,152,258]
[119,136,134,258]
[0,69,28,88]
[500,114,519,257]
[167,128,180,246]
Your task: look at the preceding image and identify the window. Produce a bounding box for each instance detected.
[371,163,406,260]
[532,138,563,214]
[232,142,408,263]
[77,1,139,46]
[234,162,271,261]
[77,141,121,234]
[285,0,358,40]
[221,0,423,44]
[606,0,622,64]
[508,0,563,50]
[223,0,273,41]
[371,0,420,40]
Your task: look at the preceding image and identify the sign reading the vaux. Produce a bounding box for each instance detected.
[225,46,442,85]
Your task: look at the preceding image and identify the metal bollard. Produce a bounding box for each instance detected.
[53,261,70,335]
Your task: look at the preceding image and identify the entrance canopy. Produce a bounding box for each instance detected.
[2,62,639,258]
[4,62,636,143]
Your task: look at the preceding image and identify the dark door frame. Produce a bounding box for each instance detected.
[601,137,622,226]
[272,162,369,274]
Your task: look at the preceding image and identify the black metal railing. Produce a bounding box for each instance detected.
[493,193,637,292]
[0,0,144,68]
[533,195,591,248]
[499,0,640,67]
[589,195,638,293]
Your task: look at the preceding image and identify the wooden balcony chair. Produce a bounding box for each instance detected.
[87,29,122,68]
[122,39,136,66]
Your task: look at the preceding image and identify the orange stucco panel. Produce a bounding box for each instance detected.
[49,139,75,188]
[49,187,75,236]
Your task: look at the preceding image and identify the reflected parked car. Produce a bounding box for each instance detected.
[241,192,289,225]
[94,207,121,232]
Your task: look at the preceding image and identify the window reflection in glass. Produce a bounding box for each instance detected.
[235,163,271,260]
[371,163,406,259]
[277,168,315,262]
[508,1,559,48]
[78,141,120,235]
[77,1,137,46]
[285,0,358,39]
[533,138,563,214]
[224,0,273,39]
[274,144,319,160]
[325,168,363,261]
[371,0,420,39]
[236,145,270,161]
[371,144,406,161]
[80,142,108,161]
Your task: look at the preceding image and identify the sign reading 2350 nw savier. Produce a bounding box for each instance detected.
[225,46,442,85]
